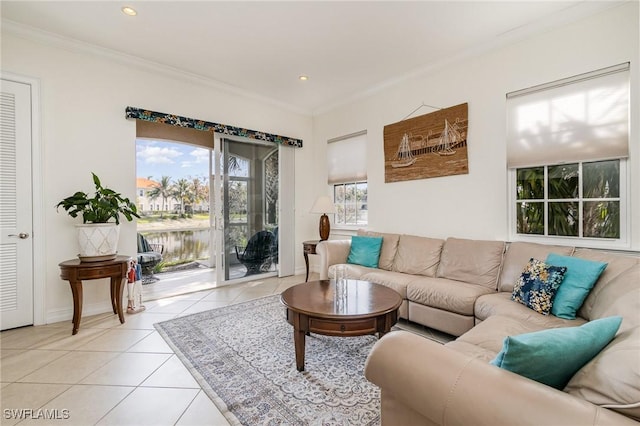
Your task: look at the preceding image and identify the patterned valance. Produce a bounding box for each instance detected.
[126,107,303,148]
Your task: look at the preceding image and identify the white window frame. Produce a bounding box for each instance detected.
[333,180,368,228]
[508,159,629,249]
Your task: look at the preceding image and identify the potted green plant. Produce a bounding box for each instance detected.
[56,172,140,261]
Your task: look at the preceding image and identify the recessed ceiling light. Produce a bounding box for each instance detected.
[299,75,309,81]
[121,6,137,16]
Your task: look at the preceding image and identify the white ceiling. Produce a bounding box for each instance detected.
[1,1,624,114]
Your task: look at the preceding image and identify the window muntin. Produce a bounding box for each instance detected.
[334,181,367,226]
[515,159,621,241]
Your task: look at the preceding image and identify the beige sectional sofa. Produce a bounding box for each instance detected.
[317,232,640,425]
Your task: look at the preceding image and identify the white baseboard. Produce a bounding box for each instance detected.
[46,300,117,325]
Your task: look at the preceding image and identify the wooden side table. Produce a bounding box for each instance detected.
[302,240,320,282]
[59,255,130,335]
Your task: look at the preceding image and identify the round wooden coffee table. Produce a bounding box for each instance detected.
[280,279,402,371]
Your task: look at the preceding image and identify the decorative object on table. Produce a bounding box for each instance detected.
[154,295,381,425]
[384,102,468,183]
[126,259,145,314]
[310,195,336,241]
[56,172,139,261]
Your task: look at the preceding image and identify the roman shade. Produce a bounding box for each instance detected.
[327,131,367,184]
[506,63,629,168]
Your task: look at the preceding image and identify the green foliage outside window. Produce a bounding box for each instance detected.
[516,160,620,239]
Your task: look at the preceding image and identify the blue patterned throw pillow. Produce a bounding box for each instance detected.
[511,258,567,315]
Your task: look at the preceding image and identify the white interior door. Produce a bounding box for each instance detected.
[0,78,34,330]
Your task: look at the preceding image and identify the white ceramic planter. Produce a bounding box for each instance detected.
[76,223,120,261]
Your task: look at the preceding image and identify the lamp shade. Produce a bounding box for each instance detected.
[310,195,336,214]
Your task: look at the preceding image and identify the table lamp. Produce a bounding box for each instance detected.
[310,195,336,241]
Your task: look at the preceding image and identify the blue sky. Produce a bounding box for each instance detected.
[136,139,209,182]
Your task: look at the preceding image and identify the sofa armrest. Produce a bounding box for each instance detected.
[316,239,351,280]
[365,331,635,426]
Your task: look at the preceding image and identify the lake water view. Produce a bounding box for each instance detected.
[142,228,212,266]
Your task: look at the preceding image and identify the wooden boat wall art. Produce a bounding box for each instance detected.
[384,103,469,183]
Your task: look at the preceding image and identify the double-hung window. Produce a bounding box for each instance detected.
[327,131,368,227]
[507,63,629,248]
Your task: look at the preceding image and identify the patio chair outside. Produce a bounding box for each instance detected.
[235,230,276,276]
[137,233,163,284]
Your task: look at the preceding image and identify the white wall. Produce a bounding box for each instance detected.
[313,3,639,248]
[1,31,313,323]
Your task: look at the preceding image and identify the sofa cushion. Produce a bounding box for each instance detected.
[498,242,574,293]
[360,269,417,299]
[347,235,383,268]
[475,293,587,328]
[328,263,377,281]
[490,316,622,389]
[407,277,494,316]
[573,250,640,323]
[455,315,552,355]
[586,264,640,333]
[357,230,400,271]
[545,253,607,320]
[436,238,505,289]
[511,258,567,315]
[565,326,640,421]
[392,235,443,277]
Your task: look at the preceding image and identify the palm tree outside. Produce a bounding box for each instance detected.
[147,176,173,218]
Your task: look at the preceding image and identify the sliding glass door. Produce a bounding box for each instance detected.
[218,138,279,281]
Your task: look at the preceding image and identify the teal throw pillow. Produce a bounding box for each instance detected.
[347,236,383,268]
[511,258,567,315]
[490,316,622,389]
[545,253,607,320]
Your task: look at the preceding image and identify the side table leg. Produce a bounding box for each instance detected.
[304,252,309,282]
[68,280,83,335]
[111,276,126,324]
[110,277,118,314]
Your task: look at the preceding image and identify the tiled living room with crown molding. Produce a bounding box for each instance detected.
[1,1,639,425]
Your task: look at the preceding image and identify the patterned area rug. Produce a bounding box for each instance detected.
[154,295,380,425]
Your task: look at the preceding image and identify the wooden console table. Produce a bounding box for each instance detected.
[59,255,130,335]
[303,240,319,282]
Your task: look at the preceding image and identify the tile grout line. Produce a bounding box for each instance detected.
[172,389,204,426]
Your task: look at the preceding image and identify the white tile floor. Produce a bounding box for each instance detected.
[0,273,306,426]
[1,273,451,425]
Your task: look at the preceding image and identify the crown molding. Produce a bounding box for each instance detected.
[2,19,313,117]
[311,1,627,116]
